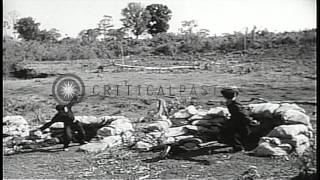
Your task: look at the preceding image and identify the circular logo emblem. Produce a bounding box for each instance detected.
[52,74,85,105]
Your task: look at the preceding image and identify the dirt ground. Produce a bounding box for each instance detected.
[3,45,317,179]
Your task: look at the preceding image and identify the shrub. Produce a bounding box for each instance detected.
[153,43,177,56]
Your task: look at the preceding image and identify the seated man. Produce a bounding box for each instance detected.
[220,87,260,152]
[38,96,86,151]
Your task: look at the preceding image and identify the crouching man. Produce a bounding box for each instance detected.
[37,96,87,151]
[220,87,260,152]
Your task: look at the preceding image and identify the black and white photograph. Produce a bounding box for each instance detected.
[3,0,317,179]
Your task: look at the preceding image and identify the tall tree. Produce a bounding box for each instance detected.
[121,2,150,39]
[98,15,114,40]
[14,17,41,41]
[145,4,172,35]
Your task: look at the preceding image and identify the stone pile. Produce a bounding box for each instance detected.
[134,105,231,150]
[3,101,313,156]
[3,115,55,155]
[249,103,313,156]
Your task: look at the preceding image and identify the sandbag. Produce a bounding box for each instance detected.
[143,118,172,132]
[267,124,311,139]
[188,114,213,121]
[50,122,64,128]
[248,103,280,119]
[191,117,227,126]
[163,135,195,145]
[207,107,230,118]
[3,115,28,126]
[186,105,198,115]
[3,116,30,137]
[196,109,209,116]
[165,126,189,137]
[98,116,130,125]
[281,110,311,127]
[96,126,117,136]
[78,135,122,153]
[172,109,192,119]
[190,118,226,126]
[171,118,189,126]
[184,125,219,133]
[134,141,154,151]
[75,116,100,124]
[280,134,310,155]
[274,103,306,115]
[97,117,133,136]
[253,137,292,156]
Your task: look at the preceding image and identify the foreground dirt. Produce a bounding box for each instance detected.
[3,45,316,179]
[3,143,313,179]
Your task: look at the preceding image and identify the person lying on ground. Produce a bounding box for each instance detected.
[37,95,87,151]
[220,87,260,152]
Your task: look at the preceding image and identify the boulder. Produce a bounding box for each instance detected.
[267,124,311,139]
[253,137,292,156]
[248,103,280,119]
[78,135,122,153]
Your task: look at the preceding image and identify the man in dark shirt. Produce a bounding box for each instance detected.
[39,96,86,151]
[220,88,259,152]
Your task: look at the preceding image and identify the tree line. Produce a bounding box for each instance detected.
[3,2,316,76]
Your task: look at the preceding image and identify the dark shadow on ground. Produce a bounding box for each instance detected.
[142,145,233,164]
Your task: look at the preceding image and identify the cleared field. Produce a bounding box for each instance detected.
[3,45,316,179]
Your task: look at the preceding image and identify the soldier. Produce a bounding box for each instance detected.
[38,95,87,151]
[220,87,259,152]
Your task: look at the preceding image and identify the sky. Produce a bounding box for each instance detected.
[3,0,317,38]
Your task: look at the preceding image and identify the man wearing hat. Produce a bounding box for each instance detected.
[38,96,87,151]
[220,87,259,152]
